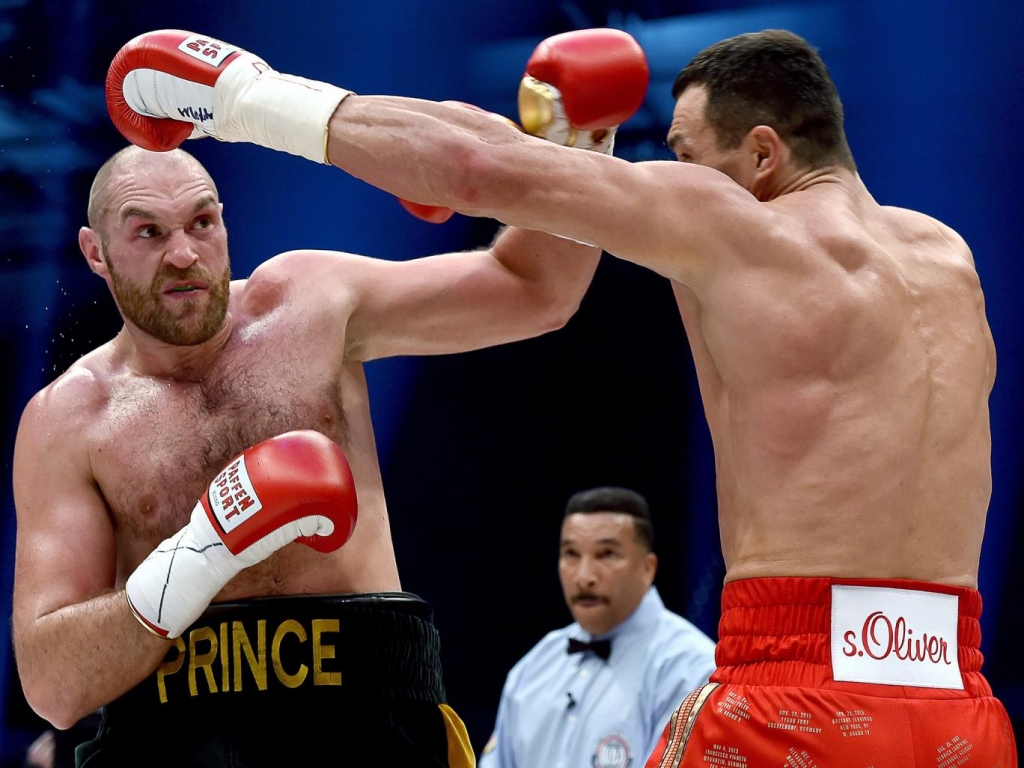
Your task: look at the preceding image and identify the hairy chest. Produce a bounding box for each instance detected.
[92,341,346,545]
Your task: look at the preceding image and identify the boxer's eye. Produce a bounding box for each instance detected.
[137,225,159,238]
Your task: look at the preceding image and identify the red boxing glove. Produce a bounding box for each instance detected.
[398,199,457,224]
[519,28,649,153]
[203,429,357,555]
[106,30,242,152]
[125,430,358,638]
[106,29,351,162]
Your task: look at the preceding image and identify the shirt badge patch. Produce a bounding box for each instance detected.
[592,733,633,768]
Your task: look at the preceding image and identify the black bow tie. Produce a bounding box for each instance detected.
[567,637,611,661]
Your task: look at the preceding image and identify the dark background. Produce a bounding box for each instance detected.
[1,0,1021,763]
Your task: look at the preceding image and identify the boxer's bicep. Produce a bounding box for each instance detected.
[12,388,117,636]
[343,233,597,361]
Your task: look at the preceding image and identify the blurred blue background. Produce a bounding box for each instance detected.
[1,0,1021,763]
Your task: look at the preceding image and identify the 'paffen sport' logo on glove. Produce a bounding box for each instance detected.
[177,36,240,67]
[207,454,263,532]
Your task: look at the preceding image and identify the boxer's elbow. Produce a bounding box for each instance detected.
[17,655,95,729]
[47,707,86,733]
[21,677,86,731]
[528,290,584,338]
[547,291,585,331]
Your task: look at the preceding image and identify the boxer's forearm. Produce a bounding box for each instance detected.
[16,591,171,729]
[326,95,638,258]
[326,29,647,223]
[326,94,526,214]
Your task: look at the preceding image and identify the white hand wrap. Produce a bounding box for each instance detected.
[125,500,322,638]
[213,53,352,164]
[121,50,351,164]
[125,501,231,639]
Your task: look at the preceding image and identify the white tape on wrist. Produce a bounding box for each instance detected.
[215,54,352,163]
[124,502,229,638]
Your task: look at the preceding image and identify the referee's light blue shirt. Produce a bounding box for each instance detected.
[479,586,716,768]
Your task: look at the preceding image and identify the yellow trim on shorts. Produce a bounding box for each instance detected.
[439,703,476,768]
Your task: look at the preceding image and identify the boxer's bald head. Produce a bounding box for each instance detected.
[80,145,230,347]
[87,146,218,233]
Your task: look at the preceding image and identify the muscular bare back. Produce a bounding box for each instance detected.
[674,182,995,586]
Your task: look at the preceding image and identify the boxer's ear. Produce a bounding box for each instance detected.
[79,227,110,279]
[744,125,787,199]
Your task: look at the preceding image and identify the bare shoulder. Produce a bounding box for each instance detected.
[625,161,787,282]
[252,248,372,281]
[14,349,113,483]
[239,249,366,314]
[22,349,111,428]
[882,205,973,263]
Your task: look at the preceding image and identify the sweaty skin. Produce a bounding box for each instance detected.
[324,85,995,588]
[12,148,600,728]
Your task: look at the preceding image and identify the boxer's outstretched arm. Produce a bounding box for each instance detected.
[274,225,601,363]
[12,381,170,728]
[326,96,774,287]
[105,29,777,286]
[322,29,771,285]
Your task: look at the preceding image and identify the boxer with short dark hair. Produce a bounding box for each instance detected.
[11,30,650,768]
[96,25,1016,765]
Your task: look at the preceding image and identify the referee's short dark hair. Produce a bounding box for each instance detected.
[564,487,654,552]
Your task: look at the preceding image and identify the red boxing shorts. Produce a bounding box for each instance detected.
[646,578,1017,767]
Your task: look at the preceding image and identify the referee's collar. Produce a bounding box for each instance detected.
[577,586,663,645]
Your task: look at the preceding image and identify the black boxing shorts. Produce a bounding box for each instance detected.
[75,592,474,768]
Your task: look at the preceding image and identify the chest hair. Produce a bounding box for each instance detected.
[99,351,346,542]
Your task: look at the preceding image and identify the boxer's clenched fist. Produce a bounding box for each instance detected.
[519,28,649,154]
